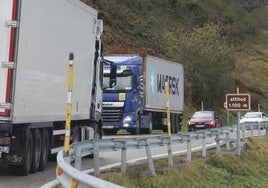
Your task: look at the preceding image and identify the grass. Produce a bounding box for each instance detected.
[101,136,268,187]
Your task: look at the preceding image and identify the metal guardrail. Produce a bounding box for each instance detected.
[42,122,268,188]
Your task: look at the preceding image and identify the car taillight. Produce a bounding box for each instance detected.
[0,137,10,145]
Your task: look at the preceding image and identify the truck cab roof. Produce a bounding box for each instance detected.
[104,55,142,65]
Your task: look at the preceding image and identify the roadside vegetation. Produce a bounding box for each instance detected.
[101,136,268,187]
[80,1,268,186]
[84,0,268,115]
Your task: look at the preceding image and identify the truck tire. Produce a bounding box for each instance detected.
[31,129,41,173]
[9,128,33,175]
[39,128,49,171]
[103,129,117,135]
[131,114,141,135]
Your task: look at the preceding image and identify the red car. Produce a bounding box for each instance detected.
[188,111,222,131]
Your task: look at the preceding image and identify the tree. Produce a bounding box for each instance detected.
[166,22,235,109]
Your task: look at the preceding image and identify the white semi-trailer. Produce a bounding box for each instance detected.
[0,0,115,175]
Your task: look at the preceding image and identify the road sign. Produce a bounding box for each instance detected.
[226,93,250,111]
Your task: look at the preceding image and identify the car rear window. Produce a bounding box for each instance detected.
[244,113,261,118]
[192,111,213,118]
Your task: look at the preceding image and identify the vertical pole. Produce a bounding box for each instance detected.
[167,137,173,167]
[241,123,245,141]
[226,131,230,150]
[237,111,241,156]
[236,86,241,156]
[201,132,206,157]
[216,132,221,152]
[164,77,171,137]
[93,141,100,177]
[201,100,204,111]
[74,147,81,170]
[121,141,127,174]
[64,53,74,157]
[227,111,230,125]
[186,135,192,161]
[144,139,155,175]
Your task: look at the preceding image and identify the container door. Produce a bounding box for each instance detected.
[0,0,17,116]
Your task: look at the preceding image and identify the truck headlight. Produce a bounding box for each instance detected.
[123,115,133,124]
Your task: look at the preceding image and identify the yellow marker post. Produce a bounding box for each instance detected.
[64,53,74,156]
[164,78,171,137]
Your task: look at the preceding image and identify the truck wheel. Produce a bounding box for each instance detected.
[132,114,141,135]
[39,128,49,171]
[9,128,33,175]
[31,129,41,173]
[103,129,117,135]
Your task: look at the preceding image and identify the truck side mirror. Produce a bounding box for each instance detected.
[110,63,116,88]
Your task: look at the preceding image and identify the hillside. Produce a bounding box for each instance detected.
[84,0,268,113]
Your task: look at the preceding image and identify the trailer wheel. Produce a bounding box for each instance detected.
[39,128,49,171]
[31,129,41,173]
[171,114,176,133]
[144,113,153,134]
[23,128,33,175]
[171,113,181,134]
[72,126,80,143]
[9,128,33,175]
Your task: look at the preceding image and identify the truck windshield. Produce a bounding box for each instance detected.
[103,74,134,92]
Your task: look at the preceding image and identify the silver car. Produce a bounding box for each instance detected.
[240,112,268,123]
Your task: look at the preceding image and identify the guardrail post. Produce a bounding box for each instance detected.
[250,123,254,137]
[201,131,206,157]
[215,131,221,153]
[143,138,155,175]
[74,146,82,170]
[118,141,127,174]
[167,137,173,167]
[258,122,261,136]
[93,141,100,177]
[186,135,191,161]
[265,122,268,135]
[225,130,230,150]
[241,123,245,141]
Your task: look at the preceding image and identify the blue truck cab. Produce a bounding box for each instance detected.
[102,55,147,134]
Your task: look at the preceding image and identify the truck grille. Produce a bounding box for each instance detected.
[102,107,124,123]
